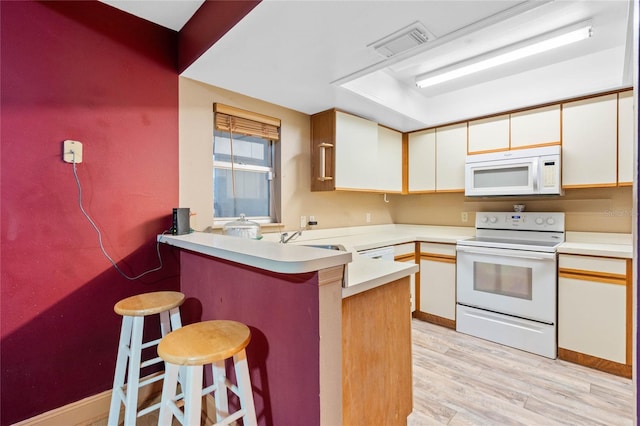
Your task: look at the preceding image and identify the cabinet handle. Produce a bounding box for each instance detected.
[318,143,334,181]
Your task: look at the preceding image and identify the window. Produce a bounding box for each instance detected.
[213,104,280,224]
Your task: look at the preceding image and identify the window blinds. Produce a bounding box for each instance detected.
[214,103,281,140]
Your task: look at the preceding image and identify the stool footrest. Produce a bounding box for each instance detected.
[215,409,246,426]
[138,371,164,388]
[141,337,162,350]
[137,401,161,417]
[140,356,163,369]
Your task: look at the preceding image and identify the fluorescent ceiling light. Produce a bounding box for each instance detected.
[415,22,592,89]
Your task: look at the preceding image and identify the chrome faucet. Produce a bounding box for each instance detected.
[280,230,302,243]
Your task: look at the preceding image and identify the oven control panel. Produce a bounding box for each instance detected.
[476,212,565,232]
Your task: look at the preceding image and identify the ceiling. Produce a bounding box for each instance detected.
[101,0,634,132]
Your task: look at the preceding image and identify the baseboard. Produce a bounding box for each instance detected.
[413,311,456,330]
[558,347,632,379]
[12,373,163,426]
[12,389,113,426]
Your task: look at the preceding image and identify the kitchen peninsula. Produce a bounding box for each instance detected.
[158,231,419,426]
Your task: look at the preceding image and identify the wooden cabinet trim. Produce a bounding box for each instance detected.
[435,188,465,193]
[561,183,618,189]
[420,253,456,264]
[558,268,626,285]
[395,253,416,262]
[402,133,409,194]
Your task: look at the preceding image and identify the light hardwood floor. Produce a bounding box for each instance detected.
[99,318,634,425]
[408,319,634,426]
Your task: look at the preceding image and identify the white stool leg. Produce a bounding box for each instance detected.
[158,310,171,337]
[234,349,257,426]
[212,360,229,422]
[169,306,183,330]
[108,315,133,426]
[158,362,180,426]
[123,316,144,426]
[184,365,204,426]
[161,308,184,390]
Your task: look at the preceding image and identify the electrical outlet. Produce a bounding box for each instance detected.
[300,216,307,228]
[461,212,468,222]
[366,213,371,223]
[63,140,83,163]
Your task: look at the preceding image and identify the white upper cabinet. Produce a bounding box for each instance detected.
[510,105,561,148]
[335,111,379,190]
[311,109,402,192]
[562,94,618,187]
[376,126,403,192]
[618,91,634,186]
[408,129,436,192]
[436,123,467,191]
[468,114,509,153]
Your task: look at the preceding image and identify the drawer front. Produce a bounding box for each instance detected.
[420,242,456,257]
[559,254,626,276]
[394,243,415,257]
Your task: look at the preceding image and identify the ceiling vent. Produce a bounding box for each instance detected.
[369,22,435,58]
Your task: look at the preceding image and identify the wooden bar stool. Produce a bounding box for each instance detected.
[157,320,257,426]
[108,291,185,426]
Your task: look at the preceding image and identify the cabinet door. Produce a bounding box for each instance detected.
[408,129,435,192]
[510,105,561,148]
[468,114,509,153]
[436,123,467,191]
[618,91,634,186]
[558,254,628,365]
[418,243,456,321]
[558,277,626,364]
[562,94,618,187]
[335,111,378,190]
[377,126,403,192]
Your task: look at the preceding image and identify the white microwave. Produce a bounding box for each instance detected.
[465,145,561,197]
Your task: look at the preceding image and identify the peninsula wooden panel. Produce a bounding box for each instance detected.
[342,278,412,426]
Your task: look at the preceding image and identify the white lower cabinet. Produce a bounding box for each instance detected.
[558,254,631,374]
[394,243,417,312]
[418,243,456,325]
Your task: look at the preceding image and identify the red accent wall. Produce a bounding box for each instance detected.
[180,251,322,426]
[178,0,261,73]
[1,2,180,424]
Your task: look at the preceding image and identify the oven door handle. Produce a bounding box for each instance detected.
[456,245,556,260]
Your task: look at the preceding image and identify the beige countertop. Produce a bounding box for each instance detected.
[158,231,353,274]
[559,231,633,258]
[160,225,632,298]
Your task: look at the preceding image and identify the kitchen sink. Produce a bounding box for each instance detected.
[302,244,346,251]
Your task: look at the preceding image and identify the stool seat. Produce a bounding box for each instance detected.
[114,291,185,316]
[158,320,257,426]
[158,320,250,366]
